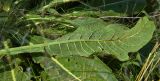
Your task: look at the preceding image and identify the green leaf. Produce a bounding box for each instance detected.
[63,10,126,18]
[0,67,31,81]
[32,55,118,81]
[45,17,155,61]
[0,17,155,61]
[31,35,117,81]
[0,59,31,81]
[30,35,53,44]
[56,56,118,81]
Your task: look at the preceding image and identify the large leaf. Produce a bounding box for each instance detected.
[0,17,155,61]
[45,17,155,61]
[32,55,118,81]
[31,35,117,81]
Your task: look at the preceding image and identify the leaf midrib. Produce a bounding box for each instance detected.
[0,39,120,55]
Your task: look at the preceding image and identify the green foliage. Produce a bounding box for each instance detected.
[0,0,160,81]
[0,58,31,81]
[0,17,155,61]
[32,55,118,81]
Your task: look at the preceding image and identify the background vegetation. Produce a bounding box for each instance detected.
[0,0,160,81]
